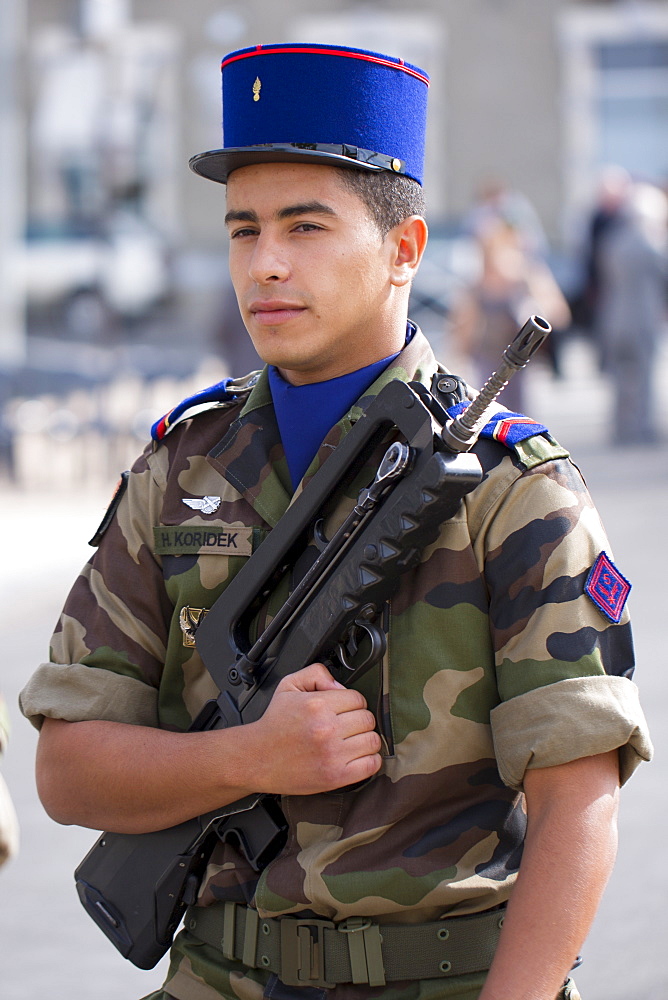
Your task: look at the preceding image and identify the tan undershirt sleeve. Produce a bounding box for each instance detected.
[19,661,159,731]
[491,674,653,790]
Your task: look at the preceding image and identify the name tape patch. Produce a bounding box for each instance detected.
[154,525,253,556]
[585,552,631,623]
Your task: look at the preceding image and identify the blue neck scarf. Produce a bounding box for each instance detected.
[269,344,406,491]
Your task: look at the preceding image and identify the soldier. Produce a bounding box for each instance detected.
[20,43,651,1000]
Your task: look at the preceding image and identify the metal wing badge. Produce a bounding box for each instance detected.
[182,496,222,515]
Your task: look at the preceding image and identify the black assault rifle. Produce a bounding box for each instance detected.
[74,316,550,969]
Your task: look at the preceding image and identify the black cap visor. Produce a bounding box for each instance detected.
[188,143,405,184]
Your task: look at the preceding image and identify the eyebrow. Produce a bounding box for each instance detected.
[224,201,338,226]
[277,201,337,220]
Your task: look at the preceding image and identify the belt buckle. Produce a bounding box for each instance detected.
[279,918,335,989]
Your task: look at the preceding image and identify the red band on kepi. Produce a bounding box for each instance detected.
[220,45,430,85]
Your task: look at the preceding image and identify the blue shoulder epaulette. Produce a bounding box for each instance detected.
[151,374,259,441]
[445,401,549,446]
[152,384,549,446]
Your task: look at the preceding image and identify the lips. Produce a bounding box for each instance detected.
[249,300,307,325]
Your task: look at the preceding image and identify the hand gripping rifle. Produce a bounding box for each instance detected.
[74,316,550,969]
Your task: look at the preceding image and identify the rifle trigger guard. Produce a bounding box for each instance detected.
[336,619,387,675]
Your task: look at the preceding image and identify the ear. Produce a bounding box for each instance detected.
[389,216,429,288]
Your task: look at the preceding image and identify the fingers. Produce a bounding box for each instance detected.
[340,730,383,771]
[252,671,383,795]
[278,662,345,693]
[287,698,382,790]
[334,726,383,787]
[277,664,370,716]
[336,707,378,742]
[343,745,383,784]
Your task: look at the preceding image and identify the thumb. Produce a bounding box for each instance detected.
[280,662,346,693]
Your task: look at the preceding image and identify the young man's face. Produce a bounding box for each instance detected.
[225,162,417,384]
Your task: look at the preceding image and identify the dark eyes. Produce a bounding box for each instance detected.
[229,222,324,239]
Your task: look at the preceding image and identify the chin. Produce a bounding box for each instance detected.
[251,340,317,373]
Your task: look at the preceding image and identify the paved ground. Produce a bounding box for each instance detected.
[0,339,666,998]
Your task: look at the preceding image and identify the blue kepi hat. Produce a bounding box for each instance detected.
[189,43,429,185]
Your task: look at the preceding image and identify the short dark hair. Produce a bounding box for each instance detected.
[336,168,426,236]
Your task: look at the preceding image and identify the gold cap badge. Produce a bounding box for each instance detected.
[253,77,261,102]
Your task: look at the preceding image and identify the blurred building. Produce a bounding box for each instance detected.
[1,0,666,486]
[144,0,668,248]
[0,0,26,367]
[1,0,666,370]
[17,1,668,246]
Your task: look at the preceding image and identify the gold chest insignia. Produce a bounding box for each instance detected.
[253,77,261,102]
[179,606,209,648]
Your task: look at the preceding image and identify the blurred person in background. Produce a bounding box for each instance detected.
[569,166,633,360]
[461,181,569,379]
[464,178,549,260]
[0,694,20,868]
[594,181,668,445]
[449,213,570,413]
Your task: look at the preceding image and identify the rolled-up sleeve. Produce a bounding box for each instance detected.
[19,661,159,730]
[19,446,171,730]
[491,675,652,789]
[479,454,653,788]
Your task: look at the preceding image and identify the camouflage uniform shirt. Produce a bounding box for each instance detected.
[20,330,652,999]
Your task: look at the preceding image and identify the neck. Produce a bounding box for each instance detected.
[279,318,410,386]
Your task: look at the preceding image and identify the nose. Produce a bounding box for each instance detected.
[248,232,290,284]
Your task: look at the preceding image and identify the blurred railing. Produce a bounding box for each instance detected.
[2,361,228,493]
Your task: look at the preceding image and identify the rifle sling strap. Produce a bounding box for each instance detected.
[184,902,504,989]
